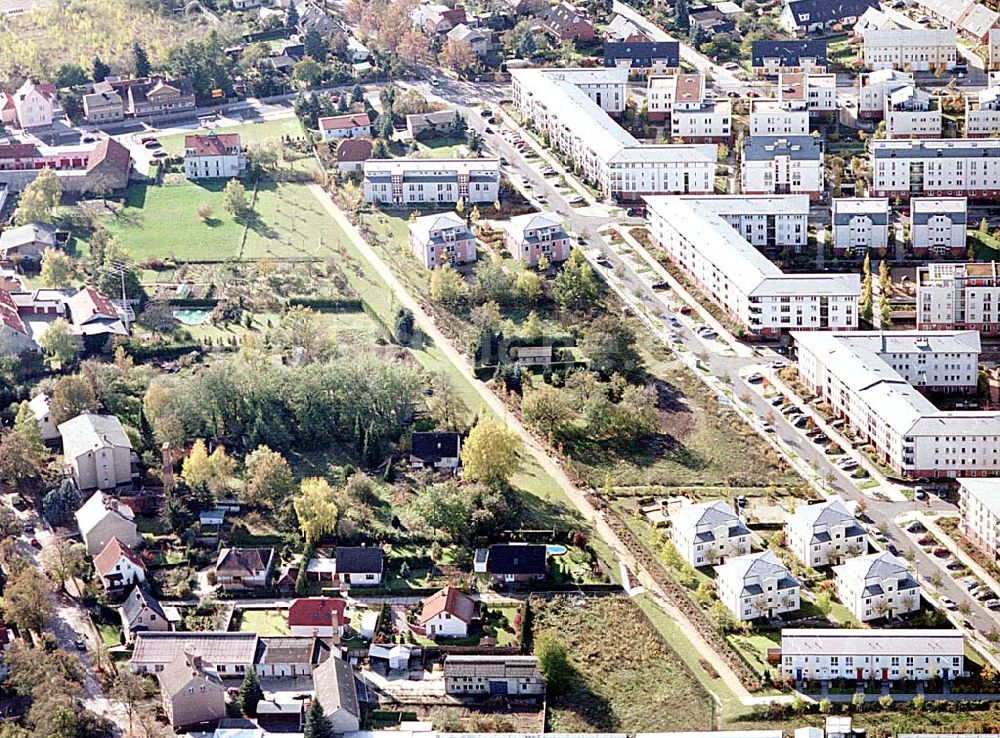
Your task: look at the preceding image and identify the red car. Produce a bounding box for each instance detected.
[933,547,949,557]
[29,538,41,550]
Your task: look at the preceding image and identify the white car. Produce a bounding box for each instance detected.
[940,596,957,610]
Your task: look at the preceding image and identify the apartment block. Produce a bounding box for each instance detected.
[407,212,476,269]
[749,100,810,136]
[858,69,914,119]
[862,28,957,72]
[742,136,824,200]
[917,261,1000,333]
[716,551,800,621]
[779,72,838,114]
[965,85,1000,137]
[751,40,828,77]
[911,197,967,256]
[959,478,1000,558]
[511,67,716,201]
[363,158,500,205]
[786,499,868,568]
[831,198,890,255]
[646,195,859,337]
[991,27,1000,70]
[871,139,1000,199]
[646,74,732,142]
[671,499,751,568]
[884,86,942,139]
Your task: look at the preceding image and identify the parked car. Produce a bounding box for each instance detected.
[747,373,764,384]
[940,596,957,610]
[595,254,611,267]
[838,458,858,471]
[946,560,965,571]
[986,599,1000,610]
[793,416,809,428]
[74,639,86,651]
[143,140,161,149]
[679,306,693,316]
[651,281,670,290]
[914,487,927,500]
[933,546,949,557]
[906,520,925,533]
[29,538,40,549]
[770,396,785,407]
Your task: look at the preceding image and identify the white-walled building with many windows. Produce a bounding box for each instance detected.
[959,478,1000,558]
[965,84,1000,137]
[911,197,967,256]
[646,195,860,337]
[831,198,890,255]
[742,136,824,199]
[749,100,809,137]
[858,68,914,119]
[510,67,716,201]
[646,74,732,143]
[834,552,921,622]
[363,158,500,205]
[917,261,1000,334]
[870,139,1000,199]
[715,551,800,621]
[780,629,965,682]
[786,499,868,568]
[671,499,750,568]
[884,86,942,139]
[792,329,1000,478]
[862,28,958,72]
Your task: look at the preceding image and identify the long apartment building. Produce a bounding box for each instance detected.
[870,139,1000,199]
[862,28,958,72]
[363,158,500,205]
[793,330,1000,479]
[959,478,1000,558]
[646,195,860,337]
[511,67,717,201]
[917,261,1000,334]
[645,74,732,142]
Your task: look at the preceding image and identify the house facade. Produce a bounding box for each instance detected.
[12,81,56,129]
[409,431,462,470]
[965,85,1000,137]
[364,158,501,205]
[715,550,801,621]
[83,83,124,123]
[831,198,890,255]
[288,597,347,638]
[748,100,810,137]
[0,222,56,262]
[94,536,146,591]
[751,40,828,77]
[834,552,921,622]
[603,41,680,77]
[917,261,1000,333]
[671,499,751,567]
[911,197,967,256]
[779,0,878,34]
[419,586,476,637]
[443,655,545,695]
[646,74,731,142]
[959,478,1000,557]
[318,113,372,141]
[786,498,868,567]
[334,546,384,586]
[870,139,1000,199]
[76,490,142,556]
[58,412,133,491]
[542,2,595,42]
[474,543,547,583]
[884,86,942,139]
[407,212,476,269]
[158,652,227,730]
[119,586,172,642]
[858,69,915,119]
[502,212,572,266]
[215,548,274,591]
[184,134,246,180]
[741,136,824,199]
[862,29,957,72]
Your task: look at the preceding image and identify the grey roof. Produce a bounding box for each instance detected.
[255,636,332,665]
[311,656,360,719]
[872,139,1000,160]
[58,413,132,459]
[216,547,274,576]
[604,41,680,68]
[157,651,224,697]
[832,198,890,226]
[486,544,547,575]
[912,197,967,225]
[751,40,828,67]
[785,0,877,27]
[744,135,823,161]
[132,632,259,667]
[782,628,964,657]
[121,586,166,628]
[443,654,543,679]
[334,546,384,574]
[715,550,799,595]
[0,222,56,250]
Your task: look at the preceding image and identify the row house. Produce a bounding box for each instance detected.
[407,212,476,269]
[911,197,967,256]
[862,28,957,72]
[443,655,545,695]
[82,83,124,123]
[780,629,964,682]
[751,40,828,77]
[502,211,571,266]
[831,197,890,255]
[741,136,824,200]
[965,84,1000,137]
[646,195,859,337]
[541,1,595,42]
[779,0,877,34]
[792,329,1000,479]
[670,499,751,568]
[112,77,197,117]
[183,133,246,180]
[834,552,922,622]
[603,41,680,78]
[910,0,999,43]
[917,261,1000,334]
[646,74,731,142]
[870,138,1000,199]
[363,158,500,206]
[715,551,800,621]
[858,68,915,119]
[884,86,942,139]
[786,498,868,567]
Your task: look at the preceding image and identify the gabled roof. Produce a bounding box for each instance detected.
[0,143,39,159]
[158,650,224,697]
[0,289,27,336]
[716,550,799,594]
[835,551,914,584]
[216,547,274,576]
[132,632,259,667]
[120,586,166,626]
[337,139,373,163]
[485,544,546,575]
[673,499,741,529]
[335,546,384,574]
[784,0,878,27]
[311,656,359,720]
[411,431,461,461]
[59,413,132,459]
[94,536,146,577]
[751,39,828,67]
[781,628,963,656]
[959,3,999,39]
[255,636,332,666]
[288,597,347,628]
[75,490,136,536]
[544,1,593,35]
[184,133,241,157]
[788,498,858,532]
[604,41,680,67]
[85,137,132,176]
[318,113,372,132]
[419,586,475,624]
[68,287,118,325]
[0,222,56,250]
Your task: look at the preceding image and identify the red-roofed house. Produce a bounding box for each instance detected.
[0,289,33,355]
[337,139,373,173]
[183,133,246,180]
[12,81,56,129]
[94,536,147,591]
[418,586,476,637]
[67,287,128,346]
[0,93,15,126]
[288,597,347,637]
[319,113,373,141]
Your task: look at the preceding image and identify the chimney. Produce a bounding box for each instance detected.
[162,442,174,493]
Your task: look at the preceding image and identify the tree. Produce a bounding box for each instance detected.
[197,203,214,221]
[13,401,44,465]
[38,318,78,370]
[303,30,328,61]
[521,309,544,341]
[43,479,82,528]
[675,0,690,31]
[50,373,98,426]
[286,2,300,29]
[2,568,54,634]
[294,477,339,543]
[521,385,573,437]
[514,269,542,305]
[15,168,61,225]
[222,179,250,218]
[92,56,110,82]
[133,42,151,77]
[0,430,42,486]
[54,63,89,88]
[273,305,333,362]
[395,308,415,345]
[535,632,571,695]
[859,252,873,323]
[39,248,75,287]
[440,38,476,72]
[41,539,87,593]
[337,94,348,113]
[183,440,235,496]
[240,669,264,716]
[243,446,295,508]
[375,111,394,139]
[580,315,642,378]
[303,698,334,738]
[351,83,364,104]
[0,506,20,542]
[293,57,324,86]
[430,263,466,306]
[461,418,521,487]
[852,690,865,709]
[878,291,892,327]
[426,376,467,432]
[552,249,599,311]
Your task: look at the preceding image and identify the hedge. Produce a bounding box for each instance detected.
[166,298,221,308]
[288,297,364,311]
[124,343,203,362]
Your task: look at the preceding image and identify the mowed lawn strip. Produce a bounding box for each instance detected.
[157,117,308,157]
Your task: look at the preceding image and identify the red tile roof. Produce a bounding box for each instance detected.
[337,138,373,163]
[184,133,241,157]
[0,143,39,160]
[288,596,347,628]
[70,287,117,324]
[419,586,475,625]
[0,289,26,336]
[94,537,146,577]
[86,138,131,175]
[319,113,371,131]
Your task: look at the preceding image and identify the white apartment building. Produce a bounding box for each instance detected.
[834,552,921,622]
[646,75,731,142]
[792,329,1000,479]
[511,67,717,201]
[786,499,868,568]
[858,68,914,119]
[742,136,824,199]
[363,158,500,205]
[911,197,967,256]
[670,499,751,568]
[646,195,860,337]
[780,629,965,682]
[959,478,1000,558]
[183,134,246,180]
[715,551,800,621]
[749,100,809,137]
[917,261,1000,334]
[965,85,1000,137]
[870,139,1000,199]
[862,28,958,72]
[884,86,942,139]
[778,72,838,115]
[831,198,890,255]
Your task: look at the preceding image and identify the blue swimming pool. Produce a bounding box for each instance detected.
[546,544,568,556]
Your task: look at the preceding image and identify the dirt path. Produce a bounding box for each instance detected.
[307,184,761,707]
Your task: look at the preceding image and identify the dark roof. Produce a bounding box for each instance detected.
[121,586,166,627]
[751,39,828,67]
[411,431,461,462]
[255,636,332,665]
[486,544,547,576]
[784,0,878,27]
[337,139,372,163]
[334,546,384,574]
[743,135,823,161]
[312,656,360,720]
[543,1,594,36]
[604,41,680,68]
[216,547,274,575]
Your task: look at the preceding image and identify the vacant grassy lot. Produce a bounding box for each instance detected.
[238,609,291,635]
[158,118,308,158]
[532,595,713,732]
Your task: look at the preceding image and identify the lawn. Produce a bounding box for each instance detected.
[238,609,291,635]
[97,623,123,647]
[727,630,781,680]
[415,133,469,160]
[968,230,1000,260]
[157,118,308,158]
[532,595,714,732]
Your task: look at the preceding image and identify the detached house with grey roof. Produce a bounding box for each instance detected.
[59,412,133,491]
[159,652,227,730]
[215,548,274,591]
[671,499,750,568]
[835,551,921,622]
[779,0,878,34]
[831,198,890,255]
[76,490,141,556]
[120,586,172,642]
[716,550,800,621]
[786,498,868,567]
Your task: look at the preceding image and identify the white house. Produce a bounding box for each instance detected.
[917,261,1000,333]
[884,86,942,139]
[215,548,274,591]
[871,139,1000,199]
[333,546,384,586]
[93,536,146,591]
[364,158,500,205]
[742,136,824,200]
[965,84,1000,137]
[670,499,751,568]
[834,551,921,622]
[715,550,800,621]
[59,412,134,491]
[418,586,476,637]
[407,212,476,269]
[959,478,1000,558]
[911,197,967,256]
[287,597,346,638]
[28,392,60,442]
[646,74,732,142]
[748,99,809,137]
[780,629,965,682]
[75,490,142,556]
[786,499,868,568]
[409,431,462,470]
[318,113,372,141]
[831,198,890,255]
[862,28,957,72]
[183,134,246,180]
[12,81,56,129]
[858,68,914,119]
[502,211,572,266]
